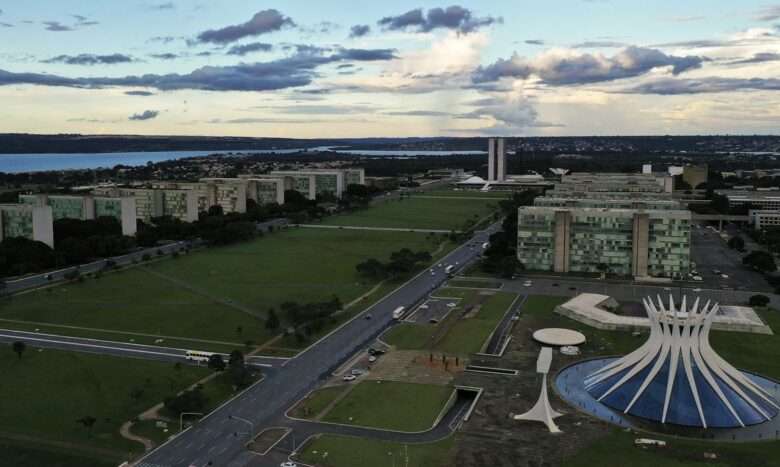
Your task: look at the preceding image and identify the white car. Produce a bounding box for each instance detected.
[368,356,377,363]
[281,462,298,467]
[693,288,702,292]
[342,374,356,382]
[523,281,532,287]
[447,302,457,308]
[721,274,729,279]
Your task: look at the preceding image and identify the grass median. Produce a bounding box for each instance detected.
[299,434,454,467]
[322,381,453,432]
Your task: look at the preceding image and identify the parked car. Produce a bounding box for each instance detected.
[351,368,367,376]
[342,374,357,382]
[368,356,377,363]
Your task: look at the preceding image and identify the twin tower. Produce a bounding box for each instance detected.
[487,138,507,182]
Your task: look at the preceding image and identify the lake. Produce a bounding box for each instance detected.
[0,148,487,173]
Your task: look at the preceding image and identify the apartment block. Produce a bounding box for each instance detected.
[517,206,691,279]
[95,187,199,223]
[268,169,347,200]
[535,197,682,211]
[717,190,780,210]
[0,204,54,248]
[557,172,673,194]
[749,210,780,229]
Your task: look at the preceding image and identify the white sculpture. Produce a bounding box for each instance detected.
[513,346,564,433]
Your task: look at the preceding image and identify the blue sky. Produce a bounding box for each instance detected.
[1,1,780,137]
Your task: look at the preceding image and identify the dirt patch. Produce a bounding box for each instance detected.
[367,350,464,385]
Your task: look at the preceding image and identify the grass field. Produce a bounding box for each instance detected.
[384,289,516,355]
[300,434,454,467]
[322,381,453,432]
[0,229,446,349]
[0,438,114,467]
[421,190,510,199]
[564,429,780,467]
[0,348,210,463]
[321,196,498,230]
[289,386,346,419]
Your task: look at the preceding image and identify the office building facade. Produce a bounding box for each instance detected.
[20,194,136,236]
[487,138,507,182]
[0,204,54,247]
[517,206,691,278]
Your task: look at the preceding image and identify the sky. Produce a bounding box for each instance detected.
[1,1,780,137]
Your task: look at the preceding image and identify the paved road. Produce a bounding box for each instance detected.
[0,329,285,369]
[134,224,499,467]
[2,240,191,295]
[483,294,526,355]
[689,223,770,292]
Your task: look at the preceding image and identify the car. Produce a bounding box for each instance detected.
[712,269,721,275]
[569,287,577,291]
[692,276,703,281]
[552,283,559,287]
[368,348,386,355]
[523,280,533,287]
[342,374,357,382]
[351,368,366,376]
[720,274,729,279]
[281,462,298,467]
[364,314,372,320]
[447,302,457,308]
[693,288,702,292]
[368,356,377,363]
[430,269,435,273]
[429,318,439,324]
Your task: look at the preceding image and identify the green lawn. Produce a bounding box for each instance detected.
[420,190,510,199]
[384,290,517,355]
[321,196,498,230]
[0,348,209,462]
[382,323,438,350]
[435,291,517,355]
[0,229,444,348]
[289,386,347,419]
[322,381,453,432]
[299,434,454,467]
[564,429,780,467]
[0,438,114,467]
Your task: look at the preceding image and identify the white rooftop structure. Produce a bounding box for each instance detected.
[533,328,586,346]
[555,294,771,335]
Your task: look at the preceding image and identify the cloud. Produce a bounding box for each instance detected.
[572,40,628,48]
[129,110,159,120]
[149,2,175,10]
[42,15,98,32]
[450,95,562,135]
[41,53,134,65]
[525,39,545,45]
[300,21,338,35]
[349,24,371,38]
[755,5,780,21]
[226,42,273,56]
[729,52,780,65]
[0,48,397,92]
[383,110,450,116]
[125,90,155,96]
[619,77,780,95]
[148,35,176,44]
[0,22,12,28]
[149,53,179,60]
[196,9,294,44]
[43,21,73,31]
[472,46,706,85]
[378,6,501,34]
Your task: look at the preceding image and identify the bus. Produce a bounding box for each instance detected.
[392,306,405,320]
[185,350,214,363]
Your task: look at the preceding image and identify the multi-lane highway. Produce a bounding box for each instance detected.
[0,329,285,369]
[133,224,498,467]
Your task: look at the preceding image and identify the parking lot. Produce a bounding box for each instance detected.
[689,223,771,292]
[405,298,459,324]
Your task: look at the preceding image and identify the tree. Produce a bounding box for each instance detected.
[356,258,387,280]
[743,251,777,273]
[163,388,207,415]
[11,341,25,360]
[728,236,745,252]
[207,205,224,217]
[207,354,226,372]
[499,256,521,279]
[76,416,97,436]
[265,308,280,330]
[749,294,770,307]
[228,350,252,388]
